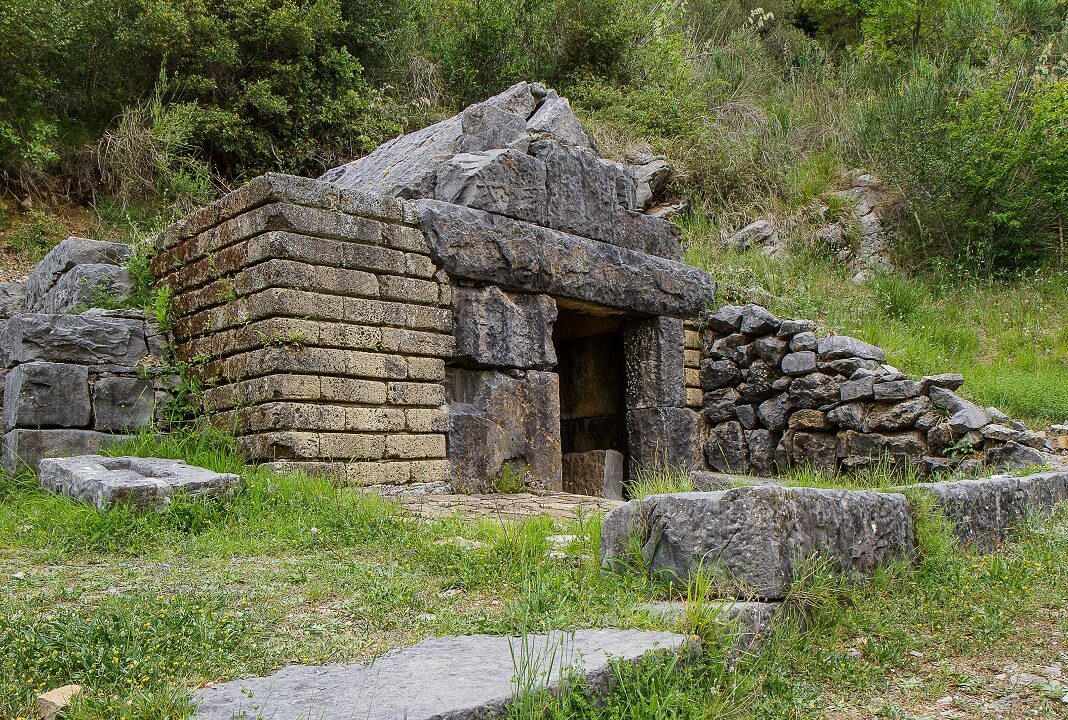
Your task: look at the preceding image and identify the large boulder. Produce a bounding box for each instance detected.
[601,486,916,599]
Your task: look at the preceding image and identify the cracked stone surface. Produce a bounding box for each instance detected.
[195,630,694,720]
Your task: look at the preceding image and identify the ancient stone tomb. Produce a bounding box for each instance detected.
[152,82,715,495]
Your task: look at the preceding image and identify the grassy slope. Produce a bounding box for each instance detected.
[686,231,1068,425]
[2,434,1067,719]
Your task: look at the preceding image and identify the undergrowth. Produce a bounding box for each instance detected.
[2,430,1066,718]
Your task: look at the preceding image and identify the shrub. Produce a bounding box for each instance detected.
[1,0,403,188]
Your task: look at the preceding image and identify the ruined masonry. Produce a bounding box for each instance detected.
[152,82,715,493]
[147,81,1065,496]
[4,82,1064,499]
[0,237,173,471]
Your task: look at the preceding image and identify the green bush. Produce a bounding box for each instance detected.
[0,0,402,186]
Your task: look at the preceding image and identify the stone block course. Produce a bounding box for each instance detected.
[4,362,91,429]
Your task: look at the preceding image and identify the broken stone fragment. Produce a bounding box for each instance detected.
[781,351,817,376]
[525,91,597,150]
[727,219,778,252]
[920,373,965,392]
[986,441,1048,471]
[872,379,920,401]
[705,305,747,334]
[789,372,841,409]
[627,155,670,209]
[788,331,817,352]
[24,237,131,310]
[700,358,740,391]
[928,386,990,434]
[738,304,780,335]
[37,684,82,720]
[815,335,886,363]
[434,149,548,224]
[704,420,749,473]
[41,262,133,313]
[0,281,25,319]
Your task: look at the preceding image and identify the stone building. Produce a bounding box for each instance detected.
[152,82,715,496]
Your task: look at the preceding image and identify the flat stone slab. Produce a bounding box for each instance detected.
[369,487,623,520]
[601,486,916,600]
[195,630,693,720]
[38,455,241,510]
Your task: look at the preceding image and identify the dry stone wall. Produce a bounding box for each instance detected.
[0,240,171,471]
[698,303,1061,475]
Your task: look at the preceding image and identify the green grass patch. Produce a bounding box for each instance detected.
[686,236,1068,425]
[2,431,1067,718]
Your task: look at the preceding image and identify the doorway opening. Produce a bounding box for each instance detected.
[552,302,630,499]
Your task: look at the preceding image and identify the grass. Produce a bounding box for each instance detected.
[2,431,1067,719]
[686,233,1068,425]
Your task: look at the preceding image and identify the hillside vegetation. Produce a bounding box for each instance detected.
[2,0,1067,419]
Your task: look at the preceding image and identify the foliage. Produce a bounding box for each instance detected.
[0,0,402,186]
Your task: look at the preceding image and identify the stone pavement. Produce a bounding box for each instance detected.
[367,483,622,519]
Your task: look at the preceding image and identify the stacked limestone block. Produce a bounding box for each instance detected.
[699,304,1061,476]
[0,239,171,471]
[150,175,455,487]
[322,81,714,492]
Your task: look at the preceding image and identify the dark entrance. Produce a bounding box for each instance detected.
[552,303,630,498]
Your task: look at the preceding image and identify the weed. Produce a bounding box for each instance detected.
[493,462,529,494]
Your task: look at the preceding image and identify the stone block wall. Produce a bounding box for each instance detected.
[0,239,171,471]
[151,83,719,497]
[698,304,1058,475]
[150,174,455,486]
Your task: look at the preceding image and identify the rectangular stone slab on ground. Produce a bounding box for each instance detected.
[601,486,916,600]
[194,630,694,720]
[38,455,242,510]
